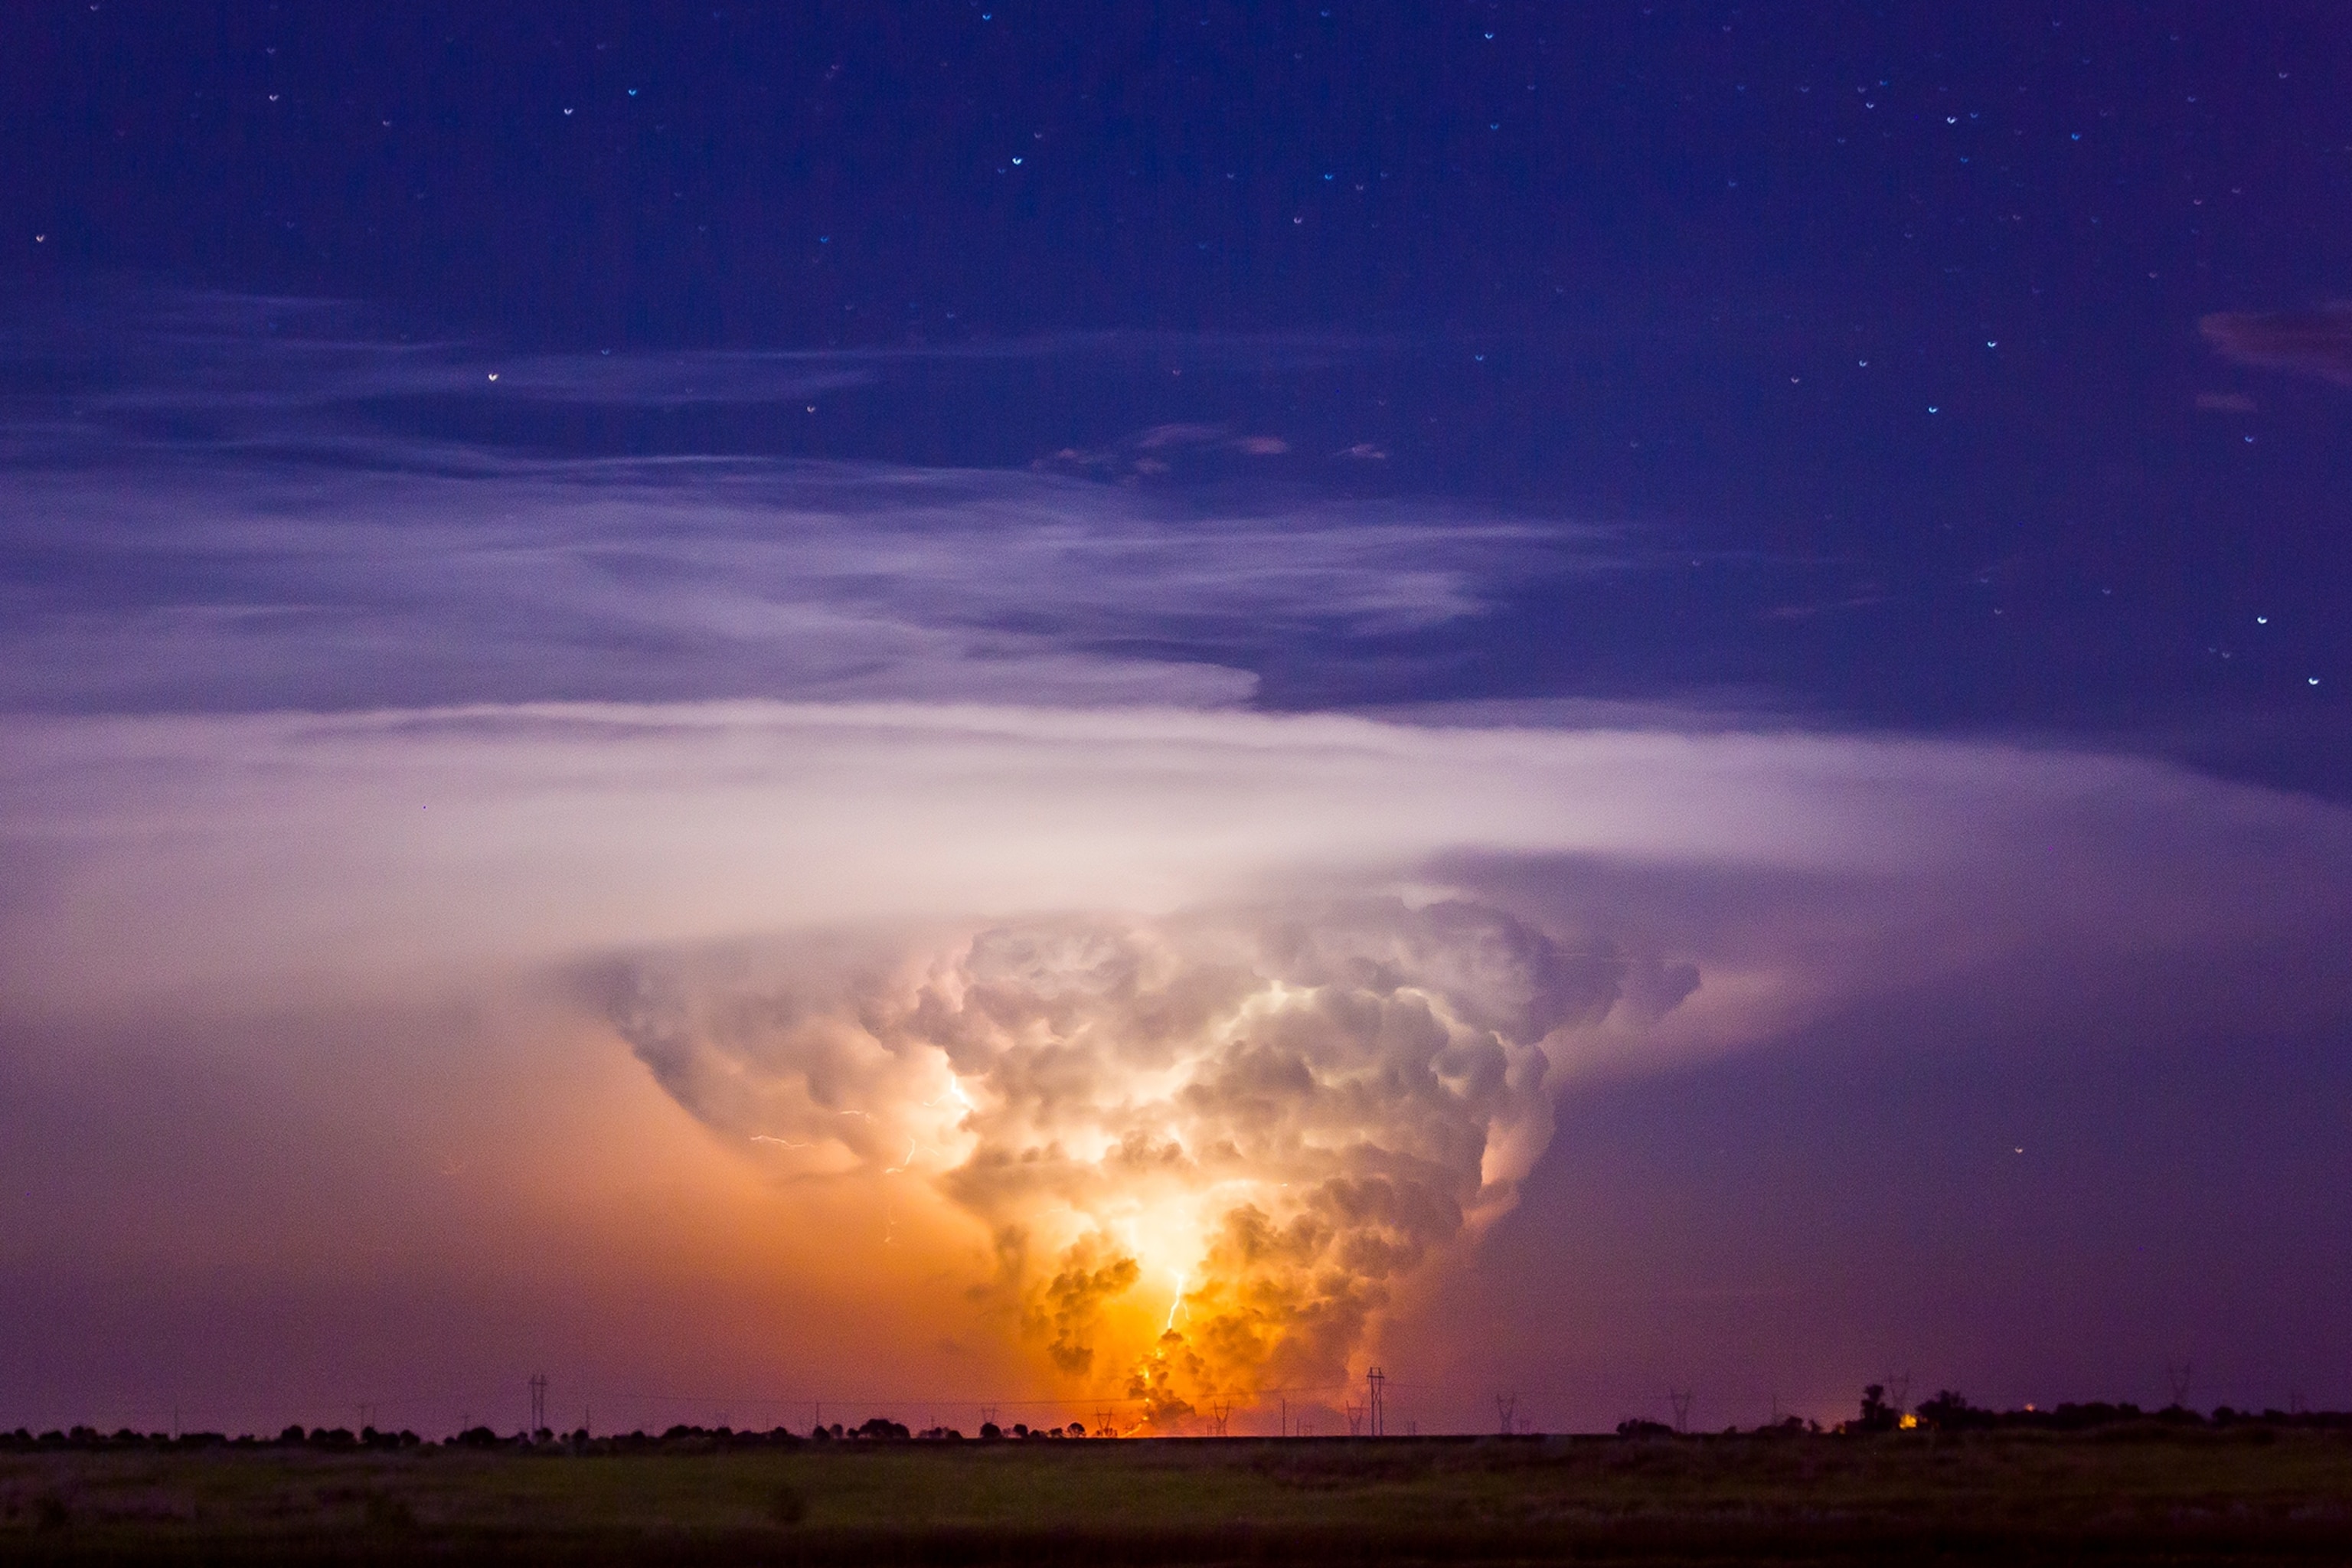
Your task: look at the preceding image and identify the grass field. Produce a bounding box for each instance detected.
[5,1428,2352,1563]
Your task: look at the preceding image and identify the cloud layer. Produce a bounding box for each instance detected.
[0,288,1547,715]
[0,456,1571,713]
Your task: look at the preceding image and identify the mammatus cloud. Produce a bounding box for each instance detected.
[599,902,1694,1425]
[2200,305,2352,387]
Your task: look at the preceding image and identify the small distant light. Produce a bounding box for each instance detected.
[2257,615,2268,624]
[486,372,499,381]
[1929,405,1940,413]
[2311,677,2323,686]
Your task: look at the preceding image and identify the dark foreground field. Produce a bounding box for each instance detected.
[6,1429,2352,1565]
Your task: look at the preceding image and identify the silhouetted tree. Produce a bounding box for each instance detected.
[1854,1384,1900,1432]
[1916,1390,1990,1431]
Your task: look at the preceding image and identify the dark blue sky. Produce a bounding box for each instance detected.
[9,2,2349,782]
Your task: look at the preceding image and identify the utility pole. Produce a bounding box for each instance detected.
[1279,1396,1288,1438]
[1366,1367,1387,1438]
[528,1373,547,1436]
[1495,1393,1516,1436]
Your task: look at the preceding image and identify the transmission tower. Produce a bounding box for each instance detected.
[528,1373,547,1436]
[1210,1400,1231,1437]
[1668,1388,1692,1432]
[1366,1367,1387,1438]
[1344,1402,1364,1437]
[1495,1393,1517,1436]
[2165,1361,2194,1406]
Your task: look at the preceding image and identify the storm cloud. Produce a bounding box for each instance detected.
[599,900,1665,1421]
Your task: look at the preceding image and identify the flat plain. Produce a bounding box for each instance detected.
[5,1428,2352,1564]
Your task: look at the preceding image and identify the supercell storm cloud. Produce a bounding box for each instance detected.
[605,901,1687,1426]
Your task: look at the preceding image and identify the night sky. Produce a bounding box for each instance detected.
[2,2,2350,1438]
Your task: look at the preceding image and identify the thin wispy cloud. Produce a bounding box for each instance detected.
[1,286,1387,425]
[0,290,1576,714]
[0,456,1573,712]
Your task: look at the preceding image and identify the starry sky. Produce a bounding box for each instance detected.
[2,2,2350,1437]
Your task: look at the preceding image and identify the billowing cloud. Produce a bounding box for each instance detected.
[597,900,1668,1423]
